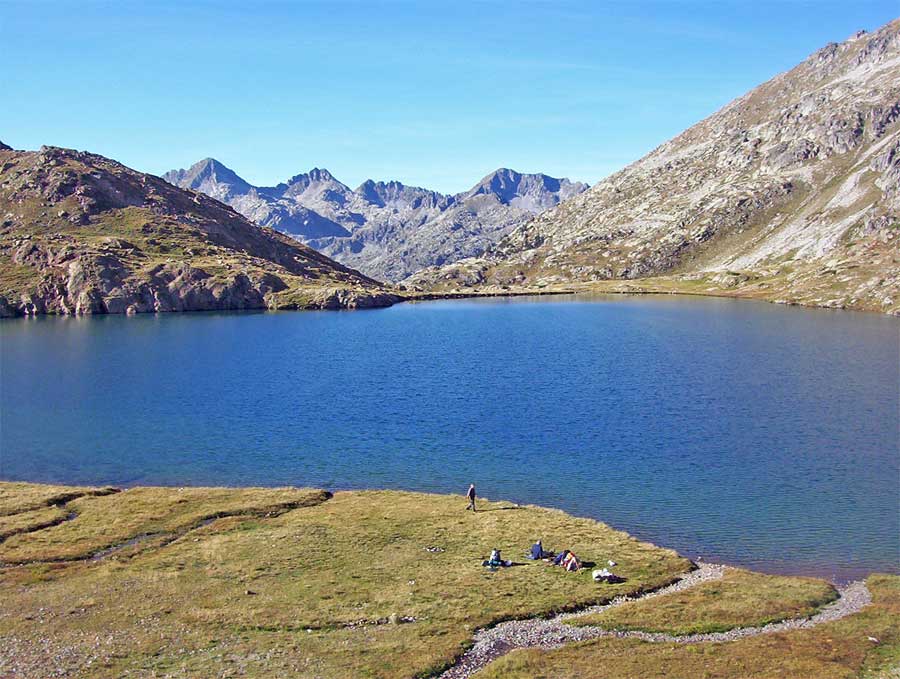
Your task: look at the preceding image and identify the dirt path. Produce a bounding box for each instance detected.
[438,563,871,678]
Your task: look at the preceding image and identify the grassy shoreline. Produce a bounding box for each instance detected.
[403,278,900,316]
[0,482,896,678]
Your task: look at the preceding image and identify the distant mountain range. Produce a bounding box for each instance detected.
[163,162,588,282]
[5,19,897,316]
[0,144,399,317]
[409,19,900,314]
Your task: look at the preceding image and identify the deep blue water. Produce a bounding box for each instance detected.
[1,295,898,581]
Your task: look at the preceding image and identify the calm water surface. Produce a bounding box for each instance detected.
[1,295,897,581]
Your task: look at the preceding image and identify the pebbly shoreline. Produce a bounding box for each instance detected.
[437,562,872,679]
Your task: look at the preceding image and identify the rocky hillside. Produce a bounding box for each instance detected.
[164,162,587,282]
[411,20,900,314]
[0,145,400,317]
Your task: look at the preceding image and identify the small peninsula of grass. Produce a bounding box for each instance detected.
[0,482,117,515]
[0,483,690,678]
[0,485,330,563]
[571,567,840,635]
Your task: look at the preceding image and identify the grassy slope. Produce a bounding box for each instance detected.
[0,484,690,678]
[410,261,900,315]
[0,147,400,314]
[573,567,839,634]
[476,576,900,679]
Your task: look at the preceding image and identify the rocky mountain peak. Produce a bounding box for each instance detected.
[165,158,587,282]
[276,167,350,199]
[466,168,524,202]
[162,158,252,201]
[0,141,12,151]
[283,167,339,186]
[356,178,396,207]
[354,179,449,210]
[307,167,335,182]
[463,168,589,212]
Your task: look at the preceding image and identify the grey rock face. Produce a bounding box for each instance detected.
[164,161,588,282]
[412,18,900,313]
[163,162,351,241]
[163,158,253,201]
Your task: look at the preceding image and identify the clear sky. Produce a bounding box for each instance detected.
[2,1,897,193]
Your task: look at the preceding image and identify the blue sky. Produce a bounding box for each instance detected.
[2,1,897,193]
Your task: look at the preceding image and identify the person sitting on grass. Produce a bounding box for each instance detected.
[527,540,554,560]
[562,551,581,571]
[482,548,512,568]
[553,549,570,566]
[552,550,581,571]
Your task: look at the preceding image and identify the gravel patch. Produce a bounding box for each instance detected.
[438,564,871,679]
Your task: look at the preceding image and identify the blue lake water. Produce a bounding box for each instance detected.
[1,294,898,581]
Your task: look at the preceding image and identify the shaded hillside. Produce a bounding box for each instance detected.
[0,145,400,317]
[164,162,587,282]
[410,20,900,314]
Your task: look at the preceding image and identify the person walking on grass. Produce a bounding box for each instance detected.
[466,483,477,512]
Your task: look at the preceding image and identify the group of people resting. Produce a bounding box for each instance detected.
[466,487,622,581]
[527,540,582,571]
[483,541,624,582]
[482,541,583,571]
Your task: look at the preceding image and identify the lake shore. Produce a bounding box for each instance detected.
[5,271,900,318]
[404,276,900,316]
[1,482,897,678]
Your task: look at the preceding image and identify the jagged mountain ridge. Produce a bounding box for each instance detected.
[164,162,588,281]
[164,160,352,240]
[410,20,900,314]
[0,145,400,316]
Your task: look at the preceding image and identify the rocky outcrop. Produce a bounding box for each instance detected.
[0,146,400,317]
[413,19,900,314]
[164,162,588,282]
[301,287,405,311]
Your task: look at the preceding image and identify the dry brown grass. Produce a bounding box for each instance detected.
[4,483,893,679]
[0,505,69,540]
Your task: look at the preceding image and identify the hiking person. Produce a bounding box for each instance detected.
[466,483,477,512]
